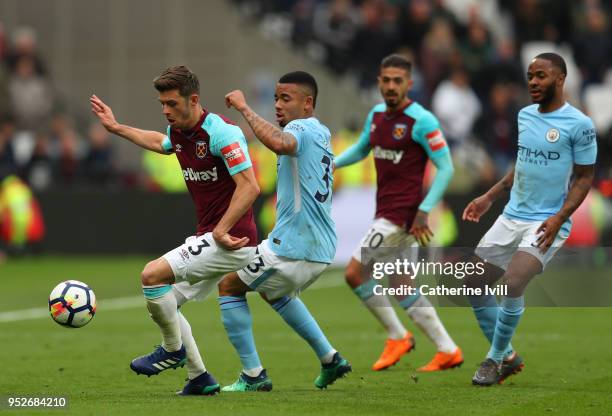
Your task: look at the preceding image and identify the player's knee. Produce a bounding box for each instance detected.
[218,273,248,297]
[141,261,161,286]
[217,276,235,297]
[344,263,363,288]
[501,274,526,297]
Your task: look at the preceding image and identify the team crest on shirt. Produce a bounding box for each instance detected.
[392,123,407,140]
[545,128,560,143]
[175,143,182,153]
[195,141,207,158]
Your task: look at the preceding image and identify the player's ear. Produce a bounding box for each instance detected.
[557,73,566,87]
[305,95,314,111]
[189,94,199,107]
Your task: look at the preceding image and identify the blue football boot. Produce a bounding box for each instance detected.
[130,344,187,376]
[177,372,221,396]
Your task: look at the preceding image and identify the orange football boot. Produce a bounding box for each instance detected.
[372,332,415,371]
[417,347,464,372]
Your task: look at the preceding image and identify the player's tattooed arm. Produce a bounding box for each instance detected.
[487,166,515,200]
[536,164,595,251]
[463,166,514,222]
[556,164,595,220]
[242,108,298,155]
[225,90,297,155]
[90,95,168,154]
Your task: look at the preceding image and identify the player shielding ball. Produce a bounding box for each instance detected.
[218,71,351,391]
[90,66,260,395]
[463,53,597,386]
[334,54,463,372]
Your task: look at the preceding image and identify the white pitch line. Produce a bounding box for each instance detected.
[0,295,145,324]
[0,276,344,323]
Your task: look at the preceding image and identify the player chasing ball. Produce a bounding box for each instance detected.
[91,66,261,395]
[218,71,351,391]
[463,53,597,386]
[334,54,463,372]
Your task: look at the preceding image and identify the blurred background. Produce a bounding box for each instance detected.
[0,0,611,263]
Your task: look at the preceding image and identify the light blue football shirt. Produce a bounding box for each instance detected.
[504,103,597,234]
[268,117,337,263]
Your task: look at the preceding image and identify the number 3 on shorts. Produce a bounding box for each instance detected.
[188,237,210,256]
[246,248,266,274]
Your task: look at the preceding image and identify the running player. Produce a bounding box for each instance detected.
[218,71,351,391]
[90,65,260,395]
[334,54,463,372]
[463,53,597,386]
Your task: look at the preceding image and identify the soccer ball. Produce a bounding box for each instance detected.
[48,280,97,328]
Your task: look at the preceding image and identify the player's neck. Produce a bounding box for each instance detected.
[183,108,205,131]
[538,97,565,113]
[386,98,411,113]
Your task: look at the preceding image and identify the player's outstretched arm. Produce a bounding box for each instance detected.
[463,166,515,222]
[90,94,169,154]
[334,111,374,171]
[212,167,260,250]
[535,164,595,251]
[334,136,371,171]
[225,90,297,155]
[409,152,455,245]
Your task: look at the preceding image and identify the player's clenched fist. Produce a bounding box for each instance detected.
[225,90,249,113]
[90,95,119,133]
[462,194,493,223]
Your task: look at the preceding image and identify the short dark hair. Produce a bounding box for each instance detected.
[153,65,200,97]
[534,52,567,76]
[278,71,318,108]
[381,54,412,73]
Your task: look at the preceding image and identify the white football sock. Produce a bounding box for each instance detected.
[363,295,407,340]
[321,349,337,364]
[406,296,456,353]
[243,366,264,377]
[146,290,182,352]
[177,310,207,379]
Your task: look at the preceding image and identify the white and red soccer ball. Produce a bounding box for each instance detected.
[48,280,96,328]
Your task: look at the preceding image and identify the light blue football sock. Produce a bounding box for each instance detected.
[398,293,421,309]
[487,296,525,363]
[271,296,334,361]
[142,284,173,299]
[218,295,262,371]
[352,279,377,301]
[468,294,514,358]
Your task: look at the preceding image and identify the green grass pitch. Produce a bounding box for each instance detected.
[1,256,611,415]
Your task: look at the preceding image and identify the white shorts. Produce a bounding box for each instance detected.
[352,218,417,264]
[163,233,256,301]
[237,239,329,300]
[474,215,568,271]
